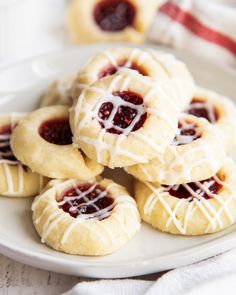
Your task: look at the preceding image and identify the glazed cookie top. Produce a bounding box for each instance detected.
[32,178,140,246]
[184,86,236,152]
[70,71,179,167]
[163,176,223,201]
[137,158,236,235]
[71,47,167,100]
[126,113,226,185]
[58,182,115,220]
[171,116,202,146]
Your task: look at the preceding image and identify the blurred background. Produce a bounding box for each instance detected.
[0,0,235,67]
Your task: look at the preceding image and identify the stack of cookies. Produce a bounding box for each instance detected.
[3,47,236,256]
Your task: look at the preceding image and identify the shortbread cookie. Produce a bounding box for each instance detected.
[0,114,47,197]
[10,106,104,179]
[70,71,179,168]
[67,0,158,44]
[71,47,163,99]
[185,86,236,152]
[126,114,226,184]
[71,47,194,110]
[32,178,140,255]
[40,75,75,107]
[135,158,236,235]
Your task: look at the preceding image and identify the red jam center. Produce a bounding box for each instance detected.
[98,61,147,79]
[94,0,135,32]
[172,120,201,146]
[0,125,18,162]
[39,119,72,145]
[58,183,115,219]
[98,90,147,135]
[163,176,222,201]
[185,98,218,123]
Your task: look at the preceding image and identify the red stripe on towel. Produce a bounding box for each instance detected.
[159,1,236,56]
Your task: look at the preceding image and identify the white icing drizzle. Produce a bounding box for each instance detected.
[100,48,145,74]
[73,72,172,167]
[138,164,153,182]
[147,49,174,76]
[185,99,217,123]
[101,50,117,67]
[3,163,14,194]
[141,115,221,185]
[172,116,201,146]
[167,143,220,185]
[131,133,164,154]
[0,114,25,195]
[75,47,148,88]
[144,173,236,234]
[144,193,158,215]
[57,183,115,220]
[58,182,116,244]
[34,204,52,225]
[97,92,145,135]
[33,181,139,245]
[41,211,62,243]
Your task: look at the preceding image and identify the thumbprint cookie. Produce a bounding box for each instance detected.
[126,114,226,184]
[10,106,104,179]
[0,114,47,197]
[135,158,236,235]
[185,87,236,152]
[70,71,179,168]
[71,47,194,111]
[67,0,158,44]
[32,178,140,255]
[40,75,75,107]
[71,47,163,100]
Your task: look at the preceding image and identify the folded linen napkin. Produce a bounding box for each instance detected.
[63,249,236,295]
[147,0,236,67]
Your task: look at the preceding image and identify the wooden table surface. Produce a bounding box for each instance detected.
[0,255,166,295]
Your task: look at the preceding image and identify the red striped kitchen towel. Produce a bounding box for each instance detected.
[147,0,236,67]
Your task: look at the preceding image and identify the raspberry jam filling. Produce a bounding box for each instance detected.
[98,61,147,79]
[0,125,18,162]
[185,98,218,123]
[94,0,135,32]
[39,119,72,145]
[163,176,223,201]
[98,90,147,135]
[172,119,201,146]
[58,183,115,220]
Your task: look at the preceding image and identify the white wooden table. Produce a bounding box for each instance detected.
[0,255,165,295]
[0,255,80,295]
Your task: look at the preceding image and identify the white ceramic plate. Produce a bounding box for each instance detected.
[0,44,236,279]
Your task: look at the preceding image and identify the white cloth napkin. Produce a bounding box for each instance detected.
[63,249,236,295]
[147,0,236,67]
